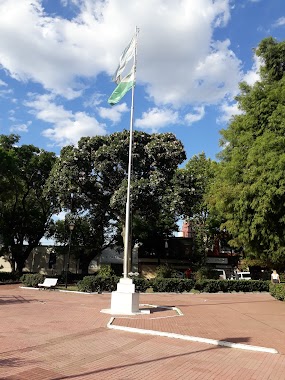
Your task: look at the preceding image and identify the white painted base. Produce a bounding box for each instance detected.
[102,277,142,315]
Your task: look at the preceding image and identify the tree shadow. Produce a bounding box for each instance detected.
[49,345,218,379]
[48,337,254,380]
[0,296,32,305]
[0,357,31,367]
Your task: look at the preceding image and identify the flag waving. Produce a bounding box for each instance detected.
[108,34,136,105]
[112,36,135,84]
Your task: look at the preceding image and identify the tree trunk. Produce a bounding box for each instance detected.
[81,260,90,277]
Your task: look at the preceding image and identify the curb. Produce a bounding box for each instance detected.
[107,317,278,354]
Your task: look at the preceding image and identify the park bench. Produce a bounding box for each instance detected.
[38,278,58,290]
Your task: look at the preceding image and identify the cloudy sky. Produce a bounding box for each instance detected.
[0,0,284,160]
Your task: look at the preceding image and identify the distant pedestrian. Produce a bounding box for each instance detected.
[185,268,192,279]
[271,270,280,284]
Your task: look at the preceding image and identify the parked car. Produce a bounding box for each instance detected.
[213,269,227,280]
[237,271,252,280]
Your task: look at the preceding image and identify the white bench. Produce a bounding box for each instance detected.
[38,278,58,290]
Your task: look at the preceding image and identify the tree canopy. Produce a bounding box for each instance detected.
[0,134,57,273]
[46,130,187,263]
[209,37,285,266]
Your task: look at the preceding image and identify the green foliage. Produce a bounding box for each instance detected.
[209,37,285,266]
[269,283,285,301]
[97,264,115,277]
[0,272,20,283]
[47,131,186,258]
[20,273,45,287]
[155,264,178,278]
[194,280,269,293]
[77,274,148,293]
[77,275,119,292]
[132,277,150,293]
[0,134,57,274]
[151,278,195,293]
[194,267,220,281]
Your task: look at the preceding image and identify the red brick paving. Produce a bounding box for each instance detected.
[1,285,285,379]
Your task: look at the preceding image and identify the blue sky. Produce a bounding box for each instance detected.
[0,0,285,162]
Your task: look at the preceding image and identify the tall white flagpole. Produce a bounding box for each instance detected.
[123,26,139,278]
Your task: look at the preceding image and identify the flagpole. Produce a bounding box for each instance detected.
[123,26,139,278]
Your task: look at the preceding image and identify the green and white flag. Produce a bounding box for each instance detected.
[108,68,135,105]
[112,36,135,84]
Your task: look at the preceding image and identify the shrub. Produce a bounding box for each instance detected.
[194,280,270,293]
[132,277,150,293]
[270,283,285,301]
[0,272,20,283]
[20,273,45,287]
[151,278,195,293]
[279,273,285,283]
[194,267,220,281]
[97,264,115,277]
[155,264,177,278]
[77,275,119,292]
[57,272,85,284]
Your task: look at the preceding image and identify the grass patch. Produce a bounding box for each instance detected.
[56,285,79,291]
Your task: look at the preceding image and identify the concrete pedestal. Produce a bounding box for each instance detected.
[110,277,139,314]
[101,277,149,315]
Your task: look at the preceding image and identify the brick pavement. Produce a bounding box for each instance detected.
[1,284,285,379]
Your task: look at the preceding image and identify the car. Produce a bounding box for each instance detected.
[236,271,252,280]
[213,269,227,280]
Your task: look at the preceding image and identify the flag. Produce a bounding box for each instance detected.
[112,36,136,84]
[108,69,135,105]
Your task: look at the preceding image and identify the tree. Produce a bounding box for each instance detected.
[47,130,186,265]
[209,37,285,267]
[0,135,57,274]
[175,153,222,265]
[48,214,112,276]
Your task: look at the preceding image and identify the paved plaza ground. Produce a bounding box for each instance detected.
[1,284,285,379]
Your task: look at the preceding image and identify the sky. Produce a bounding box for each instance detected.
[0,0,285,163]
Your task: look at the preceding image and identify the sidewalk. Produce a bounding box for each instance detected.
[1,285,285,379]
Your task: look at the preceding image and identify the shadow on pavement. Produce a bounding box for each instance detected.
[0,296,32,305]
[47,344,222,380]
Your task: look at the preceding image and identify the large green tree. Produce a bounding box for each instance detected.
[0,135,57,274]
[47,130,186,264]
[209,37,285,266]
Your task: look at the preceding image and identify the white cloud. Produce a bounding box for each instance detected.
[184,107,205,125]
[0,79,8,86]
[10,123,30,132]
[83,92,104,108]
[217,102,243,124]
[24,93,106,146]
[0,0,241,107]
[273,17,285,27]
[243,55,262,85]
[135,108,179,132]
[97,103,129,123]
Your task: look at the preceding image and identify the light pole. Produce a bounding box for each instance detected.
[65,222,75,289]
[164,237,169,258]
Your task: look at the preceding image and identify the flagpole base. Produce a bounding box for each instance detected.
[102,277,141,315]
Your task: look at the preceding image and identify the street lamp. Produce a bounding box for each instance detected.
[164,237,169,258]
[65,222,75,289]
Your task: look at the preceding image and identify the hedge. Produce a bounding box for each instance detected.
[193,280,270,293]
[20,273,45,287]
[0,272,20,283]
[77,275,150,293]
[269,283,285,301]
[77,275,120,292]
[151,278,195,293]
